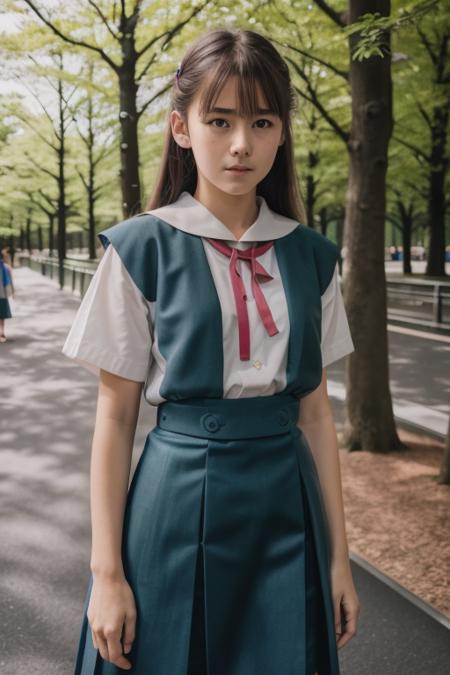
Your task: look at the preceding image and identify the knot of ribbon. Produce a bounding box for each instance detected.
[205,238,279,361]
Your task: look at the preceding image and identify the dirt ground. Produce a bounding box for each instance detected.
[338,426,450,619]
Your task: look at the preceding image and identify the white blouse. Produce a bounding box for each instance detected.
[62,192,354,403]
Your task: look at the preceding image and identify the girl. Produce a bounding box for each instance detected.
[62,27,360,675]
[0,251,13,343]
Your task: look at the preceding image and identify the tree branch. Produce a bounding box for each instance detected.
[415,22,438,67]
[23,190,55,217]
[24,152,59,181]
[15,114,59,151]
[136,0,211,59]
[86,0,119,41]
[37,188,57,209]
[393,134,429,163]
[285,56,349,144]
[272,37,348,82]
[137,81,173,119]
[22,0,119,72]
[416,100,432,129]
[75,166,89,191]
[136,51,157,83]
[94,139,117,165]
[16,73,59,140]
[312,0,347,28]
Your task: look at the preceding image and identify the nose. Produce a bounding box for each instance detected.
[230,124,251,156]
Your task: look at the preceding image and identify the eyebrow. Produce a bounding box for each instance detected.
[207,106,277,115]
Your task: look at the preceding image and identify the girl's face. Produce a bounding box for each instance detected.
[171,75,285,198]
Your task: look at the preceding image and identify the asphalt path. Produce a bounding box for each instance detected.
[0,267,448,674]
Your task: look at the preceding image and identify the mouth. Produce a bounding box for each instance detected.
[226,167,253,173]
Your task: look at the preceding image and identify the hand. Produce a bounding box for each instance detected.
[330,559,360,649]
[87,576,137,670]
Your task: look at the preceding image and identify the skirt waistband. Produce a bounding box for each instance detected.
[156,394,300,440]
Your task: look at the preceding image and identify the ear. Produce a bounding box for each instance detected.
[170,110,191,149]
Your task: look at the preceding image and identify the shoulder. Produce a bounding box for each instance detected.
[98,212,167,251]
[293,223,340,294]
[97,214,163,302]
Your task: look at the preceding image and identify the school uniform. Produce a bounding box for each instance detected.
[62,190,355,675]
[0,260,12,319]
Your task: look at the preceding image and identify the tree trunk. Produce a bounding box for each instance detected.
[319,206,328,236]
[337,213,345,262]
[57,81,66,260]
[8,234,15,266]
[399,203,413,275]
[438,415,450,485]
[118,65,141,217]
[48,214,55,256]
[57,58,66,288]
[26,212,32,253]
[343,0,405,453]
[425,104,449,277]
[87,84,96,260]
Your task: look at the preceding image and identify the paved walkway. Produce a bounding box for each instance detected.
[1,267,449,675]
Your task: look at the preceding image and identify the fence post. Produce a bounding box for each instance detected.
[434,284,442,324]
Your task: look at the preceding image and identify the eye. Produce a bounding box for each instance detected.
[254,119,273,129]
[207,118,229,128]
[207,118,274,129]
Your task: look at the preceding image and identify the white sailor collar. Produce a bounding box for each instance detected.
[142,190,299,243]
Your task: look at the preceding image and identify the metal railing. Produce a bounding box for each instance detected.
[386,277,450,328]
[23,254,98,299]
[21,253,450,330]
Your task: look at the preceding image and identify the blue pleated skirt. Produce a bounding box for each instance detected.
[0,297,12,319]
[73,394,341,675]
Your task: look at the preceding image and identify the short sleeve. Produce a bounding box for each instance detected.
[61,243,153,382]
[321,262,355,367]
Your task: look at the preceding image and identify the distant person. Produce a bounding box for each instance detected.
[1,246,12,266]
[0,251,14,343]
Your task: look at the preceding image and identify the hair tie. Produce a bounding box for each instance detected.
[175,65,183,85]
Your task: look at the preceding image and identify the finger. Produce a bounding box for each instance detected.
[106,632,132,669]
[93,630,109,663]
[336,613,358,649]
[88,621,98,650]
[122,610,137,654]
[333,596,343,638]
[104,635,129,668]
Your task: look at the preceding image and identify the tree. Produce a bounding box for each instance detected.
[20,0,212,217]
[438,416,450,484]
[396,9,449,276]
[11,49,80,281]
[71,61,118,259]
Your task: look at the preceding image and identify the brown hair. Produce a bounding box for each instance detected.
[146,27,306,223]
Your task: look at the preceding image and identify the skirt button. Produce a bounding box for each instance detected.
[201,413,220,432]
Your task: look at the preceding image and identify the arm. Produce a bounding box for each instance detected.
[298,368,360,648]
[87,368,143,670]
[90,368,143,581]
[297,367,349,566]
[3,263,14,295]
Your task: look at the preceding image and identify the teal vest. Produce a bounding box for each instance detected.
[98,215,339,401]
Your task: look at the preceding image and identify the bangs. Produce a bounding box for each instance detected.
[197,58,283,120]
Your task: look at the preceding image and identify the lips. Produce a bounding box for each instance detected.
[226,166,252,171]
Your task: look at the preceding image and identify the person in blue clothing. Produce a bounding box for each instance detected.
[62,27,360,675]
[0,251,14,343]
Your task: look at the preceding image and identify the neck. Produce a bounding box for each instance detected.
[193,183,259,241]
